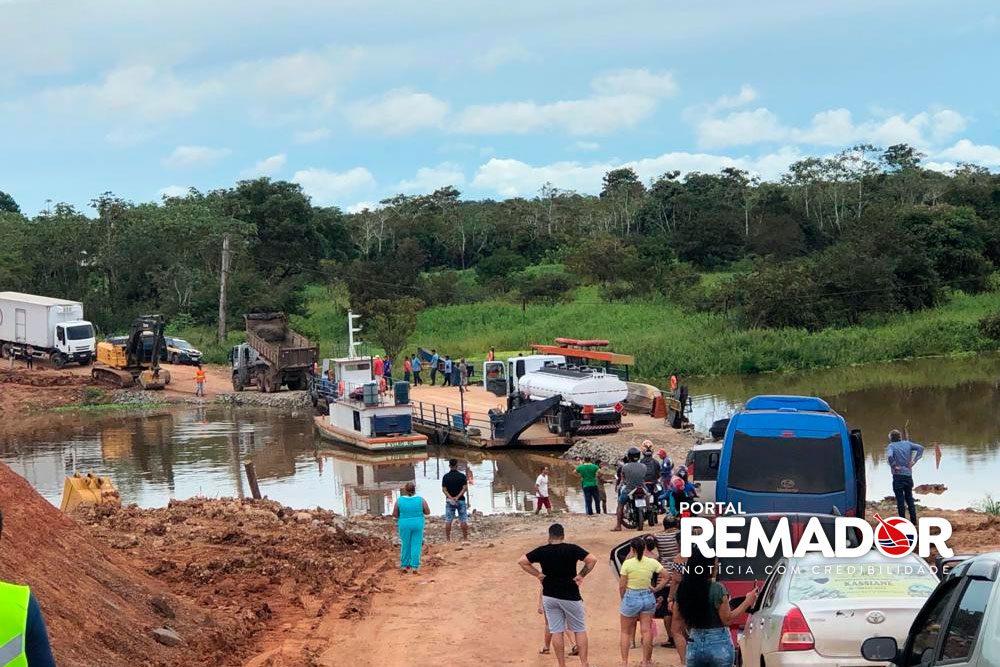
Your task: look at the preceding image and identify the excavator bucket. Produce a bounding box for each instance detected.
[60,473,121,513]
[137,368,170,390]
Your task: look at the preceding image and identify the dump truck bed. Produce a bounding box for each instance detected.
[244,313,319,370]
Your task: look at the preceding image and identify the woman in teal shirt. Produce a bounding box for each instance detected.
[392,481,430,573]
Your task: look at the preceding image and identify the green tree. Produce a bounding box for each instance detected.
[514,270,578,305]
[0,191,20,214]
[366,297,424,362]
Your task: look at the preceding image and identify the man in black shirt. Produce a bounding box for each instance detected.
[518,523,597,667]
[441,458,470,541]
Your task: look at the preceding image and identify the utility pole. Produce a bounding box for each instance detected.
[218,234,231,345]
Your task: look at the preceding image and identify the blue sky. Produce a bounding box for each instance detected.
[2,0,999,216]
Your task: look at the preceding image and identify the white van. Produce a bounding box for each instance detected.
[685,441,721,501]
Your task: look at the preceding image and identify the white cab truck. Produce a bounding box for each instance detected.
[0,292,96,368]
[483,354,629,435]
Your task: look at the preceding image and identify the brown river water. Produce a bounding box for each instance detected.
[3,353,998,514]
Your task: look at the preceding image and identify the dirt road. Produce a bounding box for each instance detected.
[248,514,679,667]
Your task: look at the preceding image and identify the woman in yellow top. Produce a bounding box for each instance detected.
[618,536,669,667]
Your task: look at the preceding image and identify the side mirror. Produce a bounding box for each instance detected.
[861,637,898,662]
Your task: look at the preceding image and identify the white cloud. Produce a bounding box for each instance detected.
[158,185,190,199]
[293,166,375,205]
[573,141,601,151]
[39,65,222,123]
[397,162,466,193]
[590,69,678,98]
[241,153,287,178]
[711,84,758,111]
[935,139,1000,166]
[471,147,801,198]
[695,107,969,150]
[293,128,331,144]
[164,145,231,169]
[452,68,676,136]
[345,201,380,214]
[345,88,449,136]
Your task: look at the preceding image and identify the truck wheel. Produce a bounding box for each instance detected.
[51,353,66,370]
[0,344,9,359]
[233,375,245,392]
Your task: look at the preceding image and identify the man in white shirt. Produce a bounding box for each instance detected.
[535,466,552,514]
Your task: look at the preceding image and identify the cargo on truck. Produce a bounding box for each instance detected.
[0,291,96,368]
[483,354,629,435]
[230,312,319,393]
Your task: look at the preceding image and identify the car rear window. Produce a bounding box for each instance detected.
[728,432,845,494]
[788,562,936,602]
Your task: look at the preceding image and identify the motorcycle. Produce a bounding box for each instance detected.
[621,485,661,530]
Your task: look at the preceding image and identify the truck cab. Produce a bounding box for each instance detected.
[51,320,96,367]
[482,354,565,397]
[716,395,865,516]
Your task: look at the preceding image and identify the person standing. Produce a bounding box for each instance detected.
[429,350,439,386]
[574,457,600,516]
[383,356,393,383]
[459,357,468,387]
[618,536,669,667]
[487,346,496,362]
[675,548,757,667]
[0,511,57,667]
[535,466,552,515]
[595,460,611,514]
[886,428,924,522]
[443,355,453,386]
[24,345,34,370]
[194,362,206,397]
[518,523,598,667]
[373,355,384,381]
[412,355,423,385]
[392,481,430,573]
[442,459,469,541]
[403,356,412,384]
[657,448,673,492]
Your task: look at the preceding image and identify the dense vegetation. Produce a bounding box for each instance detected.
[3,142,1000,377]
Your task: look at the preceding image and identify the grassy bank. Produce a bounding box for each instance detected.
[169,284,1000,381]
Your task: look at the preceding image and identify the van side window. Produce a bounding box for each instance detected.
[939,578,992,662]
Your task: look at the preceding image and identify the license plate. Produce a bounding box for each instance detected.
[634,498,646,507]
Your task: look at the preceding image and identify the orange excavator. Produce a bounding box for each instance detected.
[92,315,172,389]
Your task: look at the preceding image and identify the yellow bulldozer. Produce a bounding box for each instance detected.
[92,314,172,389]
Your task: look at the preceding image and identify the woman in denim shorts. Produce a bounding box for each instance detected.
[674,548,759,667]
[617,536,669,667]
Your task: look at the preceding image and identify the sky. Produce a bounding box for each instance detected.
[2,0,999,216]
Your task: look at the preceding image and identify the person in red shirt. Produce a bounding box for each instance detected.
[373,355,384,379]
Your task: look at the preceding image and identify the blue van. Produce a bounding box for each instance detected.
[715,395,866,516]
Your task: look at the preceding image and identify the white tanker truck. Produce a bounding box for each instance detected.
[483,354,629,435]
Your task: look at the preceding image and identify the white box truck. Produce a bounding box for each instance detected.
[0,291,96,368]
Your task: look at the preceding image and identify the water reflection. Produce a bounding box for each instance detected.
[0,406,596,516]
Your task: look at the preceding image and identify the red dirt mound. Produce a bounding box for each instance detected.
[0,463,238,666]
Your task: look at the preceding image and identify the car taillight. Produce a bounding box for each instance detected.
[778,606,814,651]
[582,405,594,415]
[614,402,624,413]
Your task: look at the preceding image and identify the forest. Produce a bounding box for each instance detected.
[2,142,1000,375]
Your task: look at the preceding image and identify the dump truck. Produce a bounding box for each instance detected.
[0,291,96,368]
[231,312,318,392]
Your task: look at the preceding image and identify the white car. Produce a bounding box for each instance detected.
[685,441,720,501]
[740,550,939,666]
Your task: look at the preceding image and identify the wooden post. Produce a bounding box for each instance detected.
[218,234,231,345]
[244,461,262,500]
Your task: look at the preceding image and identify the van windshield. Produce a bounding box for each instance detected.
[66,324,94,340]
[728,432,845,494]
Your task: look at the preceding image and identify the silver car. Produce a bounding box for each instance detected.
[740,551,938,666]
